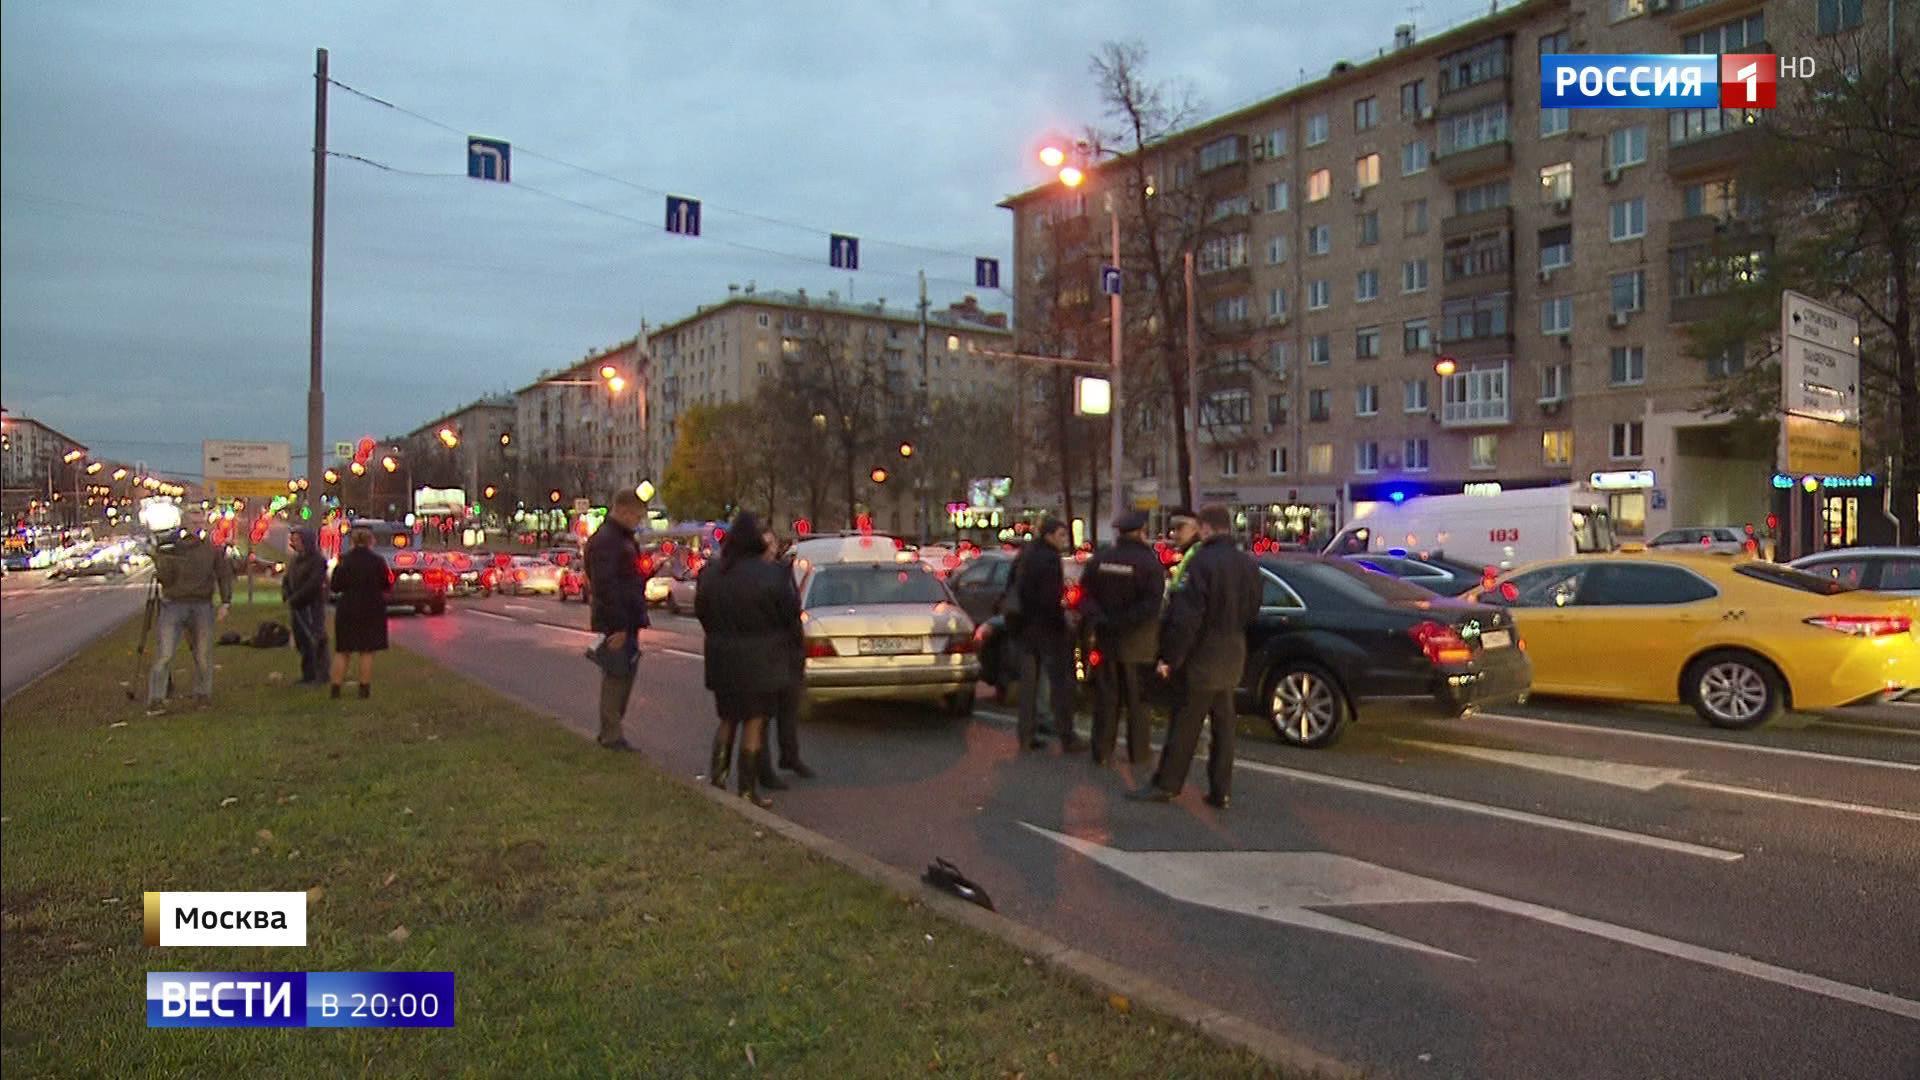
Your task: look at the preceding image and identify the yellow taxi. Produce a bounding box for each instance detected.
[1476,551,1918,728]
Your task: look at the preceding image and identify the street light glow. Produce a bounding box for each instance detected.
[323,469,340,484]
[898,441,914,458]
[500,433,511,446]
[599,364,618,380]
[870,467,889,484]
[112,468,128,480]
[85,461,103,474]
[636,479,656,502]
[1058,165,1085,188]
[549,489,562,503]
[381,456,398,473]
[438,427,459,448]
[349,461,366,476]
[1433,357,1458,377]
[63,449,84,463]
[1038,145,1066,168]
[607,375,627,393]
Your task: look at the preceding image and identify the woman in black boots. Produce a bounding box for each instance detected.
[328,527,391,699]
[695,512,800,807]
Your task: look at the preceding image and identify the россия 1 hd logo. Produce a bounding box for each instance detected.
[1541,53,1810,109]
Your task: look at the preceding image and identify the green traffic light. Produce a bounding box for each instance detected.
[300,507,313,520]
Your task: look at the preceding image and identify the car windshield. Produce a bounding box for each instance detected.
[806,563,948,607]
[1735,561,1857,595]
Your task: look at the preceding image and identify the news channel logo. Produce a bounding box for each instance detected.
[1541,53,1811,109]
[146,972,455,1028]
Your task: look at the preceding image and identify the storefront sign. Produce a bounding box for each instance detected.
[1770,472,1876,490]
[1462,482,1503,497]
[1589,470,1654,491]
[1782,414,1861,475]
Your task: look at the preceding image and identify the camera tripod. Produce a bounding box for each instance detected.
[124,576,171,702]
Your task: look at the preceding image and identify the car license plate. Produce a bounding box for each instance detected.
[1480,629,1511,650]
[859,636,920,655]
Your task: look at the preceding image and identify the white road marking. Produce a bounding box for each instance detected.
[1472,711,1920,773]
[502,604,544,615]
[1398,738,1920,823]
[1024,826,1920,1022]
[465,610,515,623]
[1811,719,1920,739]
[657,647,701,660]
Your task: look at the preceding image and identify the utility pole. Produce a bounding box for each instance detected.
[1184,250,1201,513]
[917,270,931,544]
[1107,193,1124,545]
[307,48,328,512]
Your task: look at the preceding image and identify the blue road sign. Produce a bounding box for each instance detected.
[466,137,510,183]
[975,257,1000,290]
[1100,265,1122,296]
[830,234,860,271]
[665,195,702,236]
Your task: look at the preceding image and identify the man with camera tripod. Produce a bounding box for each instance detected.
[145,508,234,715]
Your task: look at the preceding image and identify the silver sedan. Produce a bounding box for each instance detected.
[798,559,980,717]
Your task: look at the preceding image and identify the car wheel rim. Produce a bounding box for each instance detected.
[1700,662,1766,722]
[1272,672,1336,742]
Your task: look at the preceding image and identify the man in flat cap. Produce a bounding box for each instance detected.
[1079,509,1167,766]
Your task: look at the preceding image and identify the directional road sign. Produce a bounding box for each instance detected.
[1100,264,1122,296]
[665,195,702,236]
[204,440,291,482]
[1781,290,1860,424]
[333,441,352,461]
[466,137,511,183]
[830,234,860,270]
[974,257,1000,290]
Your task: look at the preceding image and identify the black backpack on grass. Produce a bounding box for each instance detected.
[250,621,291,649]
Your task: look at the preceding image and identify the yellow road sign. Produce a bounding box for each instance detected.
[1783,414,1861,475]
[211,478,292,500]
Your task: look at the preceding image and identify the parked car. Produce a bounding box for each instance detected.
[499,556,563,596]
[797,556,979,717]
[1477,552,1918,729]
[1790,547,1920,597]
[1343,551,1490,597]
[1647,526,1749,555]
[946,552,1015,626]
[1247,555,1531,748]
[644,569,674,606]
[384,548,449,615]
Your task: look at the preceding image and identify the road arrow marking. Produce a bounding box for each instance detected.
[1396,739,1920,823]
[1023,825,1920,1022]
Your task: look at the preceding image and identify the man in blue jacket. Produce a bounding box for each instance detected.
[585,491,651,751]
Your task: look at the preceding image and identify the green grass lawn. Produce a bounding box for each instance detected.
[1,610,1292,1078]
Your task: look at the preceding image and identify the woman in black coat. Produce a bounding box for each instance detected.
[328,527,391,700]
[695,511,801,807]
[281,526,330,685]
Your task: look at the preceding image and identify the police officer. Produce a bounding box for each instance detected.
[1080,510,1166,766]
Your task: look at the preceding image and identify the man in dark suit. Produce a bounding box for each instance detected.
[1127,504,1261,808]
[1011,517,1081,752]
[1080,510,1166,765]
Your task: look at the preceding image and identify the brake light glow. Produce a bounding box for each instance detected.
[1499,581,1519,603]
[1063,583,1084,609]
[1410,621,1473,665]
[1086,648,1104,668]
[804,639,836,658]
[944,636,978,654]
[1803,614,1912,637]
[394,552,417,568]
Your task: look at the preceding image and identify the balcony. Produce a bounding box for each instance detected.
[1666,127,1758,179]
[1435,334,1512,362]
[1436,140,1511,184]
[1443,263,1513,300]
[1441,362,1512,428]
[1195,263,1254,292]
[1436,73,1510,113]
[1442,204,1512,241]
[1670,0,1760,32]
[1198,366,1255,396]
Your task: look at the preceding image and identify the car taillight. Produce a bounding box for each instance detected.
[1410,620,1473,665]
[1063,583,1084,609]
[1804,614,1912,637]
[1086,648,1104,668]
[804,639,836,658]
[945,636,978,654]
[514,570,528,582]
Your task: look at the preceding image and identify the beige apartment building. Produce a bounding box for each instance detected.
[1005,0,1889,541]
[509,337,647,508]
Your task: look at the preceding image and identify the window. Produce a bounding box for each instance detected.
[1672,246,1766,299]
[1306,112,1330,146]
[755,313,771,328]
[1266,180,1289,212]
[1357,210,1380,246]
[1268,446,1290,474]
[1199,135,1242,173]
[1539,29,1570,54]
[1356,325,1381,358]
[1500,565,1589,608]
[1441,293,1510,342]
[1356,440,1380,473]
[1610,345,1646,385]
[1402,258,1430,294]
[1308,279,1331,310]
[1540,362,1571,402]
[1669,107,1757,145]
[1401,140,1430,176]
[1540,162,1573,202]
[1307,443,1333,474]
[1267,287,1290,320]
[1309,335,1331,366]
[1609,0,1646,21]
[1400,79,1428,117]
[1682,178,1748,220]
[1610,420,1644,459]
[1355,96,1379,131]
[1356,269,1380,302]
[1468,434,1498,469]
[1819,0,1865,35]
[1707,341,1746,379]
[1308,388,1331,419]
[1540,107,1570,137]
[1259,129,1289,158]
[1439,39,1509,94]
[1403,378,1430,412]
[1539,225,1573,271]
[1209,195,1253,222]
[1445,364,1510,425]
[1404,438,1431,471]
[1269,340,1294,372]
[1684,13,1765,54]
[1607,125,1647,168]
[1609,197,1646,241]
[1543,429,1573,466]
[1610,271,1645,314]
[1579,564,1722,605]
[1541,296,1573,335]
[1356,153,1382,188]
[1443,229,1509,282]
[1403,318,1431,352]
[1267,235,1290,265]
[1355,384,1380,416]
[1213,295,1251,324]
[1267,392,1288,425]
[1455,180,1510,216]
[1308,169,1332,202]
[1436,103,1508,156]
[1404,199,1429,236]
[1221,449,1240,477]
[1198,233,1250,273]
[1307,223,1332,255]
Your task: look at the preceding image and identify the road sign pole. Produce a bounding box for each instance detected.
[308,48,328,517]
[1107,195,1124,528]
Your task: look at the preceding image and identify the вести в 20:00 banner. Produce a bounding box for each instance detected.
[145,972,454,1028]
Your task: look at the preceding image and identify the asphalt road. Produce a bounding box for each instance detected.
[1,569,151,701]
[396,592,1920,1080]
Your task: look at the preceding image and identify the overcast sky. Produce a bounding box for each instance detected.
[3,0,1460,476]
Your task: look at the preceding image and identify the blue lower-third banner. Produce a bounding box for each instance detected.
[147,972,454,1028]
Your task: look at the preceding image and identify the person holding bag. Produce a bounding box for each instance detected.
[696,511,800,807]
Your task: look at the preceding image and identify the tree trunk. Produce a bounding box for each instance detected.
[1891,238,1918,544]
[1053,369,1075,527]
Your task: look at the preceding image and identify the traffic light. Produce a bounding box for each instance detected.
[549,489,562,503]
[483,485,498,499]
[1765,513,1780,534]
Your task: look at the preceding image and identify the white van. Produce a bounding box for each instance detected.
[1321,485,1615,569]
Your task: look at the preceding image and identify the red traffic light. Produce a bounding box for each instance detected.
[1765,513,1780,532]
[354,437,376,465]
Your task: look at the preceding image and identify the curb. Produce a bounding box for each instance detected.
[685,775,1354,1079]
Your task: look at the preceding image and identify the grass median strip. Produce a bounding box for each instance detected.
[1,610,1292,1077]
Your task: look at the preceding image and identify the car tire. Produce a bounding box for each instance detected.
[942,688,976,719]
[429,601,447,616]
[414,604,429,616]
[1685,649,1785,730]
[1263,660,1351,749]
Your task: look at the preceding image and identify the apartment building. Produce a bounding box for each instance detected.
[402,396,515,506]
[1004,0,1886,541]
[1,412,86,522]
[509,338,647,507]
[642,284,1015,504]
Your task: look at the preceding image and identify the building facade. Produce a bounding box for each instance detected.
[402,396,516,509]
[1,412,87,524]
[509,339,647,509]
[1003,0,1888,542]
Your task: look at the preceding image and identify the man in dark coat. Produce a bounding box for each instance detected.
[1129,504,1261,808]
[145,508,234,714]
[1012,517,1081,752]
[1080,510,1166,766]
[281,526,329,685]
[585,491,652,751]
[758,531,813,788]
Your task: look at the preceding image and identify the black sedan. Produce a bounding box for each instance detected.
[1343,551,1490,597]
[1241,555,1531,748]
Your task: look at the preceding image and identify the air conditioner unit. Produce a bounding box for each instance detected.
[1553,197,1572,214]
[1649,0,1670,12]
[1610,311,1632,328]
[1603,167,1623,185]
[1420,106,1435,121]
[1351,187,1367,201]
[1251,142,1268,161]
[1538,268,1554,284]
